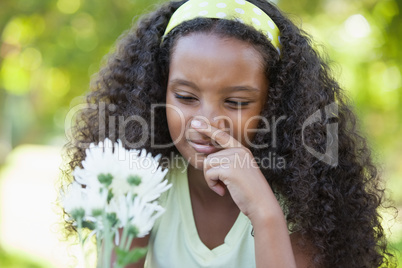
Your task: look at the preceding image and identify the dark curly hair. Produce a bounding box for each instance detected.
[61,0,396,266]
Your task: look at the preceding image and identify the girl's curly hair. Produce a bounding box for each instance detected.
[61,0,396,266]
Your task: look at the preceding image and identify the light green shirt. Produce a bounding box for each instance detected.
[145,157,256,268]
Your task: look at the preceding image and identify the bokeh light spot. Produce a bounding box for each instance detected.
[57,26,75,49]
[0,54,30,95]
[2,17,24,45]
[71,13,95,35]
[382,65,401,91]
[344,14,371,39]
[57,0,81,14]
[45,68,70,97]
[75,34,98,52]
[20,47,42,71]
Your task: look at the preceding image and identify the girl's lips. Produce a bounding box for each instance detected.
[188,140,221,154]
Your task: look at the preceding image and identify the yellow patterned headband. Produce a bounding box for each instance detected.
[163,0,281,54]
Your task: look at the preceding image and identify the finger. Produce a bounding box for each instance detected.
[208,147,243,157]
[204,154,233,170]
[191,119,243,149]
[203,166,226,196]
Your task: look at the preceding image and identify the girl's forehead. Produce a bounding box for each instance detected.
[172,33,264,62]
[168,33,268,96]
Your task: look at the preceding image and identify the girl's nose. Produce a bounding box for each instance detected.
[195,104,229,130]
[192,115,231,133]
[212,117,229,131]
[199,103,224,126]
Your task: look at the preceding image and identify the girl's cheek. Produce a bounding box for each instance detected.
[239,117,260,147]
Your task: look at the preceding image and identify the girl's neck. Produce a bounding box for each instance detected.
[187,164,236,207]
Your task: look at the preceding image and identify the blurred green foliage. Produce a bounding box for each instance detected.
[0,0,401,265]
[0,0,166,149]
[0,247,49,268]
[281,0,402,141]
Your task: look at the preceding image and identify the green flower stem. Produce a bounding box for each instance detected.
[119,226,129,251]
[77,217,87,268]
[125,234,134,252]
[114,225,130,268]
[102,212,112,268]
[96,217,102,268]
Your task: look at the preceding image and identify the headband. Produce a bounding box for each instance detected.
[163,0,281,54]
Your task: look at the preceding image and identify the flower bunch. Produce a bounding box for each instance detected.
[61,138,171,268]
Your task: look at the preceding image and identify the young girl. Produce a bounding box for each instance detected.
[63,0,395,267]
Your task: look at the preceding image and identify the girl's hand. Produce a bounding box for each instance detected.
[191,119,279,223]
[192,119,299,268]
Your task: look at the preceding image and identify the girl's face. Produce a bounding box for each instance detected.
[166,33,268,170]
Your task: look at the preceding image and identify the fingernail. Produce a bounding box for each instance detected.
[191,119,204,128]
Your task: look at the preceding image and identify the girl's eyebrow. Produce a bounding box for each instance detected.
[222,86,260,93]
[169,79,260,93]
[169,79,199,90]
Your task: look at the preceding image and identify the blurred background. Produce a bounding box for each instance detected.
[0,0,401,267]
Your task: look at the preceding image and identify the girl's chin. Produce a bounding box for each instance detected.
[177,145,210,170]
[186,154,207,171]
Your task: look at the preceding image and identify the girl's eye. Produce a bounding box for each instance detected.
[226,100,250,108]
[174,93,197,102]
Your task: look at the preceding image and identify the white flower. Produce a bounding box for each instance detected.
[85,185,108,216]
[62,182,86,218]
[126,149,171,202]
[73,139,117,191]
[63,137,172,262]
[129,198,165,238]
[108,193,166,238]
[61,181,108,219]
[107,194,132,227]
[73,139,171,200]
[108,173,130,199]
[132,165,170,203]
